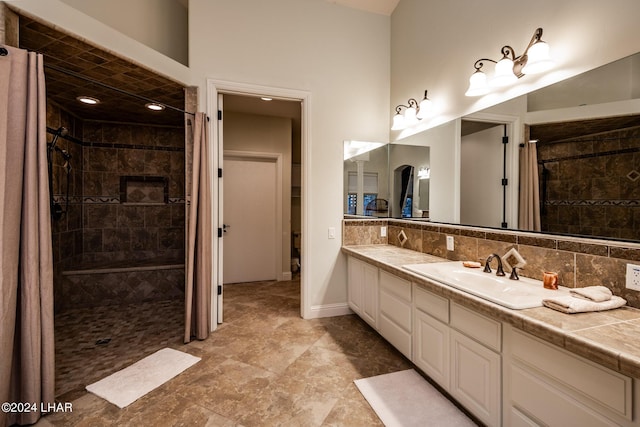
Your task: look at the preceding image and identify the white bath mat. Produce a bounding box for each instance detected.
[354,369,476,427]
[86,348,200,408]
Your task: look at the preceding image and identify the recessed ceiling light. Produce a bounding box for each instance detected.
[145,102,165,111]
[76,96,100,105]
[260,97,273,101]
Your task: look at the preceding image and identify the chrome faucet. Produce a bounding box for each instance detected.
[483,253,506,276]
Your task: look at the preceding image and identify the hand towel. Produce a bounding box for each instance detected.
[542,295,626,314]
[570,286,613,302]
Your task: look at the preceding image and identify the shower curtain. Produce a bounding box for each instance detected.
[518,139,542,231]
[184,112,212,343]
[0,46,55,427]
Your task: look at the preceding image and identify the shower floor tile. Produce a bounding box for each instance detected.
[43,279,415,426]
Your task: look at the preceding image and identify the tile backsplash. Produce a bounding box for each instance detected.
[343,218,640,308]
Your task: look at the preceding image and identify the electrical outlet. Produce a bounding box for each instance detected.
[626,264,640,291]
[446,235,455,251]
[380,226,387,237]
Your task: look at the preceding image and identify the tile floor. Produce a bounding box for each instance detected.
[39,279,419,426]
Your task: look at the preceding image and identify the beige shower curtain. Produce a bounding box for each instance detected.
[518,136,542,231]
[0,46,55,427]
[184,112,212,343]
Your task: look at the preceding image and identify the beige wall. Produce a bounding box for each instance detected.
[58,0,188,65]
[224,111,292,278]
[390,0,640,140]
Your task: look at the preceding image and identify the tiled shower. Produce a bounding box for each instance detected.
[48,100,186,312]
[538,126,640,240]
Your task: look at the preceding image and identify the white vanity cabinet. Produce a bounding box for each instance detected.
[347,256,378,329]
[346,253,640,426]
[413,284,501,426]
[503,325,636,427]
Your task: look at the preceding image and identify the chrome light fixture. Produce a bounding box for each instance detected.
[465,28,554,97]
[391,90,433,130]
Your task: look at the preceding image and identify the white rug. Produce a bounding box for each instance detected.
[354,369,476,427]
[86,348,201,408]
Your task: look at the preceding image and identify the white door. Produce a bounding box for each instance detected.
[223,156,277,283]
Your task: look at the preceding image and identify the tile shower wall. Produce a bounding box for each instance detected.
[538,126,640,240]
[48,100,84,305]
[343,219,640,308]
[81,121,185,263]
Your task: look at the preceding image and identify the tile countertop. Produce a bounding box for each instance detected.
[343,244,640,379]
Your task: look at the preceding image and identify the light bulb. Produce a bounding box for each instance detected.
[391,113,405,130]
[522,41,553,74]
[492,57,518,87]
[465,70,489,96]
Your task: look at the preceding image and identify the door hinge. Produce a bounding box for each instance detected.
[502,178,508,186]
[218,168,222,178]
[217,110,222,120]
[502,136,509,144]
[218,228,222,238]
[217,285,222,295]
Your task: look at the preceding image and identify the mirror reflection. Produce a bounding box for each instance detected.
[345,51,640,242]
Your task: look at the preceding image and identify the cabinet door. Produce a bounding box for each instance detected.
[450,330,501,427]
[414,310,450,391]
[347,257,364,315]
[361,263,378,328]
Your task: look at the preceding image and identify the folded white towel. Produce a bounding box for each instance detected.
[570,286,613,302]
[543,295,626,314]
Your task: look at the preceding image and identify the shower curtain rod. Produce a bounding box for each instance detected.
[44,63,195,117]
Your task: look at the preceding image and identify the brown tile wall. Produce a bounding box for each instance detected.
[81,121,185,263]
[343,218,640,309]
[538,126,640,240]
[48,100,84,275]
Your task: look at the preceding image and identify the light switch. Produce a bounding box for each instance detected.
[328,227,336,239]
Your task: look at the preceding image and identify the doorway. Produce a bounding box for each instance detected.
[208,80,308,325]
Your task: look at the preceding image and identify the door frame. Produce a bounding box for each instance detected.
[207,79,311,328]
[223,150,284,283]
[460,112,521,229]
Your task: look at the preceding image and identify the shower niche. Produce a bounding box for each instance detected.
[120,176,169,204]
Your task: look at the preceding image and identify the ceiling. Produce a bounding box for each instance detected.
[18,16,187,126]
[530,114,640,144]
[325,0,400,16]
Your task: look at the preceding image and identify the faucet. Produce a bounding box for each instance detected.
[483,253,506,276]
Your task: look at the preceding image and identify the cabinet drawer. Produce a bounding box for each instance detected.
[414,283,449,323]
[510,328,632,421]
[509,364,619,426]
[379,286,412,332]
[379,270,411,302]
[450,302,501,351]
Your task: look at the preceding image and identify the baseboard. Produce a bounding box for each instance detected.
[282,271,292,281]
[306,302,352,319]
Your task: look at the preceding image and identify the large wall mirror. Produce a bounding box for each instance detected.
[343,139,430,219]
[345,51,640,242]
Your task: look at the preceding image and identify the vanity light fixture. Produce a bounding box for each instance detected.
[391,90,433,130]
[418,167,431,179]
[145,102,165,111]
[76,95,100,105]
[465,28,554,97]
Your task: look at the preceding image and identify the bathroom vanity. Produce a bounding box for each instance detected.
[344,244,640,426]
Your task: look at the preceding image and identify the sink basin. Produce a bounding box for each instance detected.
[403,261,569,309]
